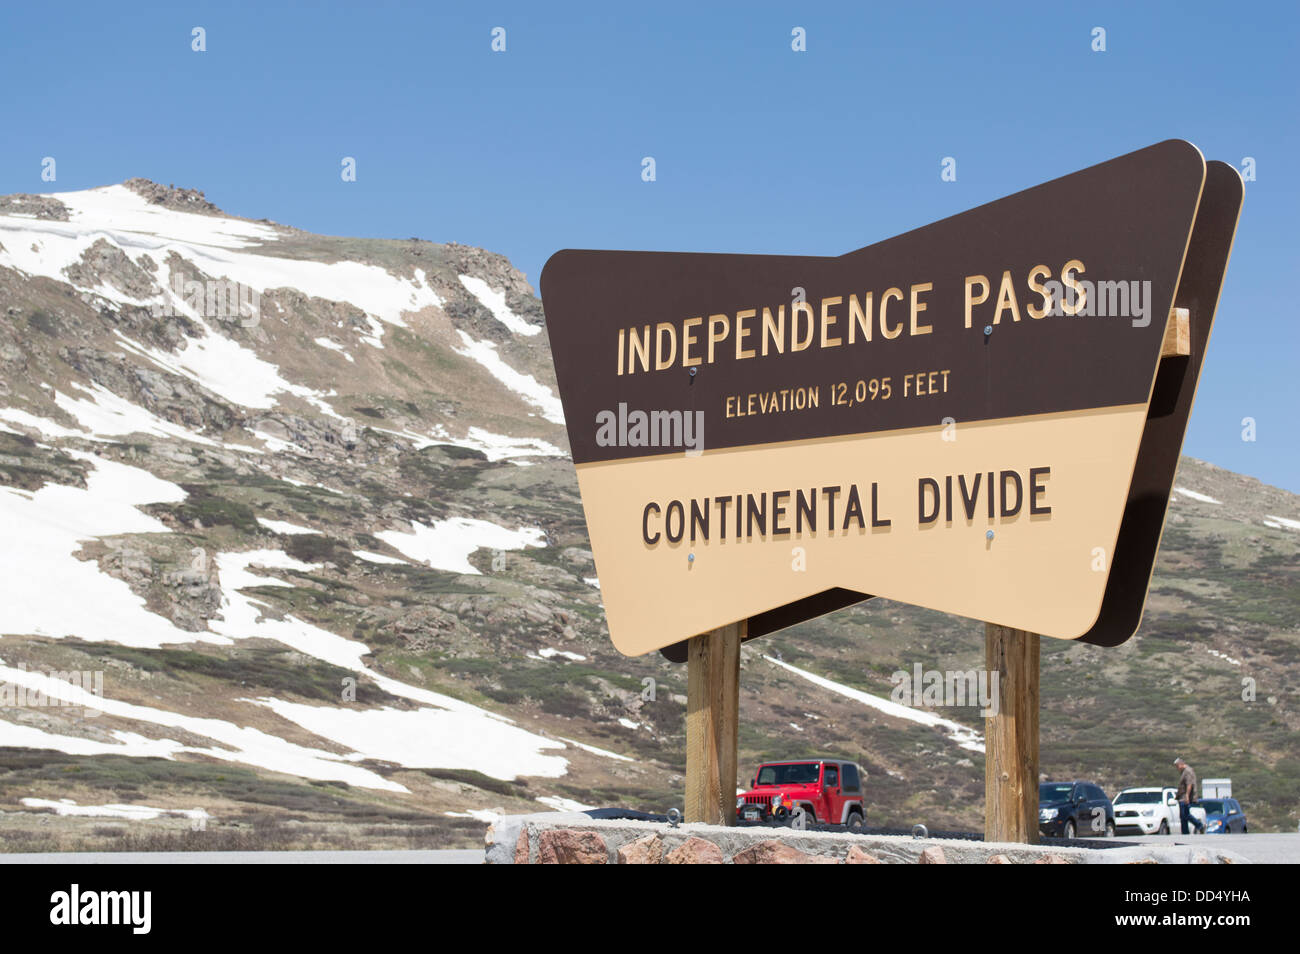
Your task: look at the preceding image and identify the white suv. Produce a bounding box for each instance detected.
[1113,786,1206,835]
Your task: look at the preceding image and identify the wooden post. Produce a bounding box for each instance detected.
[1161,306,1191,357]
[984,623,1039,844]
[684,620,743,825]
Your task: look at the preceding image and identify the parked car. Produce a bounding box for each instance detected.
[1039,780,1114,838]
[736,759,866,827]
[1200,798,1248,834]
[1113,786,1207,835]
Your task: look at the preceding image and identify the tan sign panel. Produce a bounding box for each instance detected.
[541,142,1242,657]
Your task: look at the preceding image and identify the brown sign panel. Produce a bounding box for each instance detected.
[540,141,1241,658]
[1077,159,1243,646]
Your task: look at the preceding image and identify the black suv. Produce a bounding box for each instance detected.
[1039,781,1115,839]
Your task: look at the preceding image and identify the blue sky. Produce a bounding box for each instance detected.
[2,1,1296,491]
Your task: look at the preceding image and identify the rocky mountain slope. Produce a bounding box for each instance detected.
[0,181,1295,850]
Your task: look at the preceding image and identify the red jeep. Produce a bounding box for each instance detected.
[736,759,866,828]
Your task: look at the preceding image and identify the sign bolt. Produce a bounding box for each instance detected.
[983,324,993,337]
[689,367,697,377]
[687,552,695,563]
[986,530,995,541]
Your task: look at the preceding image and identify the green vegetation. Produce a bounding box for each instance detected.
[421,768,528,799]
[0,751,414,819]
[26,310,59,335]
[170,486,260,532]
[70,643,393,705]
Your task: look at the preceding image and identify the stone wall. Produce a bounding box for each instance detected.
[483,814,1249,864]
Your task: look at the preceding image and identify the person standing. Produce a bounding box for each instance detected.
[1174,757,1206,834]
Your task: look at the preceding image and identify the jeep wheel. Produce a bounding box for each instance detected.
[846,811,864,830]
[1064,820,1076,840]
[1158,820,1169,835]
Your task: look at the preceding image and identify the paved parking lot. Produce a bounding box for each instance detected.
[1116,832,1299,864]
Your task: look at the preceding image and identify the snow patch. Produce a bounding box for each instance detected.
[458,275,540,336]
[375,517,545,576]
[0,661,404,791]
[1207,648,1242,666]
[50,383,224,447]
[453,330,564,424]
[313,337,354,362]
[21,797,210,822]
[537,648,586,662]
[46,184,280,248]
[1174,487,1222,505]
[0,407,86,440]
[372,423,562,463]
[256,518,318,535]
[0,452,225,648]
[1,383,224,448]
[351,550,408,565]
[205,551,571,781]
[535,795,591,813]
[558,736,634,763]
[0,723,187,759]
[445,809,500,822]
[249,697,567,782]
[114,323,331,416]
[764,655,984,754]
[7,186,442,331]
[459,426,564,462]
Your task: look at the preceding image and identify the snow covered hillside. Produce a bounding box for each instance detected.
[0,181,621,845]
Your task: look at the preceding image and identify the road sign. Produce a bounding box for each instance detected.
[541,141,1242,657]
